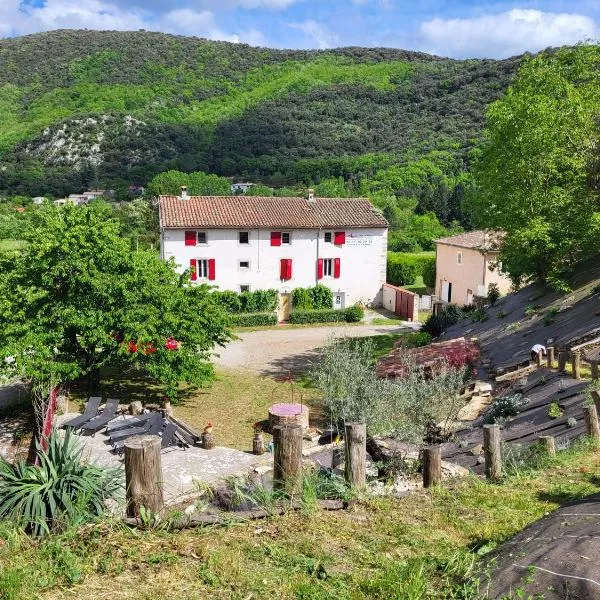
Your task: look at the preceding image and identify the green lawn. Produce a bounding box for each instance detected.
[1,440,599,599]
[0,239,25,252]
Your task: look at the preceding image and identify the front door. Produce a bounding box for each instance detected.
[441,281,452,303]
[278,293,291,322]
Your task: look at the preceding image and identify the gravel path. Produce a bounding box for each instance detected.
[214,322,419,375]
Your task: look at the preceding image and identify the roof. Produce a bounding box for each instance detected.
[158,195,389,229]
[435,230,505,251]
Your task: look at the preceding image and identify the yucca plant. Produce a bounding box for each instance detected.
[0,430,122,536]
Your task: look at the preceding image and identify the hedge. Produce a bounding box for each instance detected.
[214,289,278,313]
[291,285,333,310]
[387,252,436,289]
[289,306,364,324]
[230,312,278,327]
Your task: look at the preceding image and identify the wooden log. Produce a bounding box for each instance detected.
[202,432,216,450]
[592,390,600,416]
[591,361,599,382]
[558,350,567,373]
[538,435,556,455]
[252,433,265,455]
[536,351,544,367]
[124,434,164,518]
[571,351,582,380]
[422,445,442,488]
[584,405,600,439]
[483,424,502,480]
[273,425,303,492]
[344,422,366,489]
[546,346,555,369]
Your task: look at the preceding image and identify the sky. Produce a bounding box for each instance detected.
[2,0,600,58]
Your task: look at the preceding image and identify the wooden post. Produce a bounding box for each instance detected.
[422,445,442,488]
[538,435,556,455]
[201,432,216,449]
[344,422,366,489]
[571,351,581,380]
[273,425,303,492]
[591,361,599,382]
[546,347,555,369]
[252,432,265,455]
[536,352,544,368]
[558,350,567,373]
[584,405,600,440]
[124,434,164,518]
[483,424,502,480]
[592,390,600,416]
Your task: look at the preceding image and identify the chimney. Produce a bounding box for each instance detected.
[180,185,189,201]
[307,188,315,203]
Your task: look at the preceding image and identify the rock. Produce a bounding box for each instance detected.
[470,444,484,456]
[476,455,485,465]
[128,401,143,415]
[474,382,493,394]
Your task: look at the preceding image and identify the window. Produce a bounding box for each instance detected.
[324,232,332,243]
[282,232,291,245]
[197,259,209,279]
[239,231,249,244]
[239,260,250,269]
[197,231,207,245]
[323,258,333,277]
[240,285,250,293]
[457,251,463,265]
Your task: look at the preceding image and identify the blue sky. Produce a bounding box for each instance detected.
[2,0,600,58]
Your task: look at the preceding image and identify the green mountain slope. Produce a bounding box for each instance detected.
[0,30,521,203]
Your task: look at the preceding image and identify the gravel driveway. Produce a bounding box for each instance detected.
[214,322,419,376]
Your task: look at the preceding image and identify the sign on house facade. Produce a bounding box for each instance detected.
[158,189,388,314]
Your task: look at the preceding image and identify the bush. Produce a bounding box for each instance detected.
[230,312,278,327]
[344,305,364,322]
[292,287,313,310]
[309,284,333,309]
[289,309,345,324]
[487,283,501,306]
[387,253,436,289]
[484,393,529,425]
[215,289,278,314]
[422,304,464,337]
[0,431,122,537]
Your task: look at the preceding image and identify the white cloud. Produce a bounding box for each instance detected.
[419,9,598,58]
[288,19,338,49]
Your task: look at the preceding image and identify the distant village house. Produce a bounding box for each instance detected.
[434,230,511,305]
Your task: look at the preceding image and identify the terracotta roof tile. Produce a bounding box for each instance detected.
[435,230,505,250]
[158,195,388,229]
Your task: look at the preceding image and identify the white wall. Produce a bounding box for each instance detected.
[162,227,388,306]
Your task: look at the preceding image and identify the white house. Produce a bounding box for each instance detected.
[158,189,388,319]
[231,182,255,195]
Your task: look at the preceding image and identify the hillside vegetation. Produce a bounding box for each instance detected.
[0,29,520,216]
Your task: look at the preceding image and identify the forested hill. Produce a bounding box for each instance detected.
[0,29,521,205]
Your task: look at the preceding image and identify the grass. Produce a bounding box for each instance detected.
[0,239,25,252]
[1,440,599,599]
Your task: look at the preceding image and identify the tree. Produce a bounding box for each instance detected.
[0,204,231,402]
[244,183,273,196]
[469,45,600,285]
[148,170,231,197]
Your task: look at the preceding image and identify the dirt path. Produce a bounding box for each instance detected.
[214,322,419,375]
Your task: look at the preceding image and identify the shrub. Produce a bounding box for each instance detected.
[252,289,278,312]
[215,289,278,314]
[387,253,436,289]
[289,309,345,324]
[422,305,464,337]
[213,290,241,313]
[0,431,122,536]
[344,305,364,322]
[309,284,333,309]
[230,312,278,327]
[484,393,529,425]
[292,287,313,310]
[487,283,501,306]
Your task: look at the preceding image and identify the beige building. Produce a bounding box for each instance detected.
[434,230,512,305]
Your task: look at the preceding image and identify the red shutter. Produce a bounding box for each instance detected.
[189,259,197,281]
[280,259,292,281]
[334,258,341,279]
[271,231,282,246]
[185,231,196,246]
[334,231,346,245]
[208,259,216,281]
[317,258,324,280]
